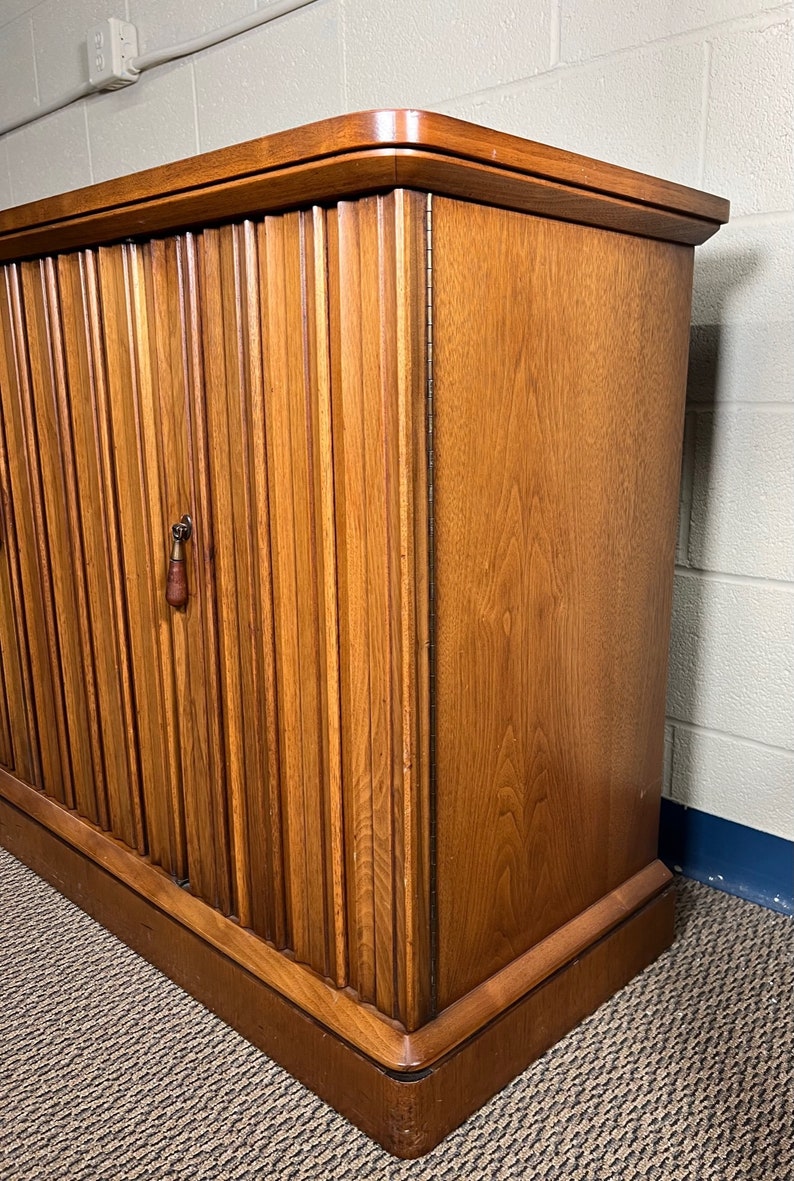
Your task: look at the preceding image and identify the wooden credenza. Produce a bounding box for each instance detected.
[0,111,728,1157]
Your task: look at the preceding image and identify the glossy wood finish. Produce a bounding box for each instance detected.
[0,789,675,1158]
[0,195,432,1030]
[0,112,727,1156]
[432,199,693,1008]
[0,111,728,263]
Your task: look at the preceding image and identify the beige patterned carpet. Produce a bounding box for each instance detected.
[0,846,791,1180]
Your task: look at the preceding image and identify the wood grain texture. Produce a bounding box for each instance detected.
[0,266,70,804]
[432,198,693,1008]
[55,252,144,851]
[0,476,27,778]
[0,379,34,785]
[328,192,430,1023]
[0,198,429,1019]
[0,109,728,251]
[0,111,725,1153]
[0,766,671,1073]
[0,789,675,1159]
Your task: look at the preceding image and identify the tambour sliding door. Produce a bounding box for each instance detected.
[0,193,432,1027]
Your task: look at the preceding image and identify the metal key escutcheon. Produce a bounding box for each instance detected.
[165,514,192,610]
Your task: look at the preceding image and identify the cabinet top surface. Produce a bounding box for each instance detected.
[0,109,729,260]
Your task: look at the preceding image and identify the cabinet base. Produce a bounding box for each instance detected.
[0,795,675,1159]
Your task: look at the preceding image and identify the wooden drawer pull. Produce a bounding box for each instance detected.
[165,514,192,610]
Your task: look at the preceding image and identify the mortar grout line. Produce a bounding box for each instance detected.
[83,102,94,185]
[685,401,794,412]
[189,60,201,155]
[665,716,794,758]
[674,566,794,591]
[697,40,712,188]
[549,0,561,69]
[434,5,791,114]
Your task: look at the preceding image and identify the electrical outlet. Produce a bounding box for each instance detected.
[87,18,140,90]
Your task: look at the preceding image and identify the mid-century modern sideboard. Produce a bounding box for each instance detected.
[0,110,728,1157]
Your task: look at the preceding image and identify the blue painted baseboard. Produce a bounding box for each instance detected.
[659,798,793,916]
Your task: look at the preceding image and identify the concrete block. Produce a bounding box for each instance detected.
[128,0,255,56]
[687,218,794,404]
[194,0,342,152]
[704,18,794,216]
[0,15,37,128]
[5,102,90,206]
[669,725,794,841]
[87,60,197,184]
[443,40,705,189]
[667,572,794,750]
[31,0,110,109]
[561,0,780,62]
[344,0,553,110]
[687,408,794,581]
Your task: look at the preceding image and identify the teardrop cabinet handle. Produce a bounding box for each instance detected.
[165,514,192,610]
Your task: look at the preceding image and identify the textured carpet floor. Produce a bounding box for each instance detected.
[0,847,791,1181]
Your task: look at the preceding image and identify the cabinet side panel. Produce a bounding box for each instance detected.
[329,192,431,1025]
[432,199,693,1008]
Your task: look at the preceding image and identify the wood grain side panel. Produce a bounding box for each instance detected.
[432,199,693,1008]
[329,193,430,1023]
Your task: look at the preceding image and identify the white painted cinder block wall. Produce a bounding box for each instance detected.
[0,0,791,840]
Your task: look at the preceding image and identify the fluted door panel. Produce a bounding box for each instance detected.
[0,194,431,1025]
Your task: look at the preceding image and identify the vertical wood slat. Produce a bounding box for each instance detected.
[198,225,254,926]
[177,232,233,914]
[235,220,287,948]
[2,266,72,807]
[40,259,110,831]
[392,191,432,1029]
[0,276,43,791]
[0,345,36,785]
[0,443,28,778]
[96,243,184,876]
[126,244,188,883]
[258,211,339,977]
[18,260,99,820]
[310,208,347,987]
[55,252,144,851]
[81,250,147,854]
[329,193,431,1023]
[146,235,222,905]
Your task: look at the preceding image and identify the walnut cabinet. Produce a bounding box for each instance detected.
[0,111,728,1157]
